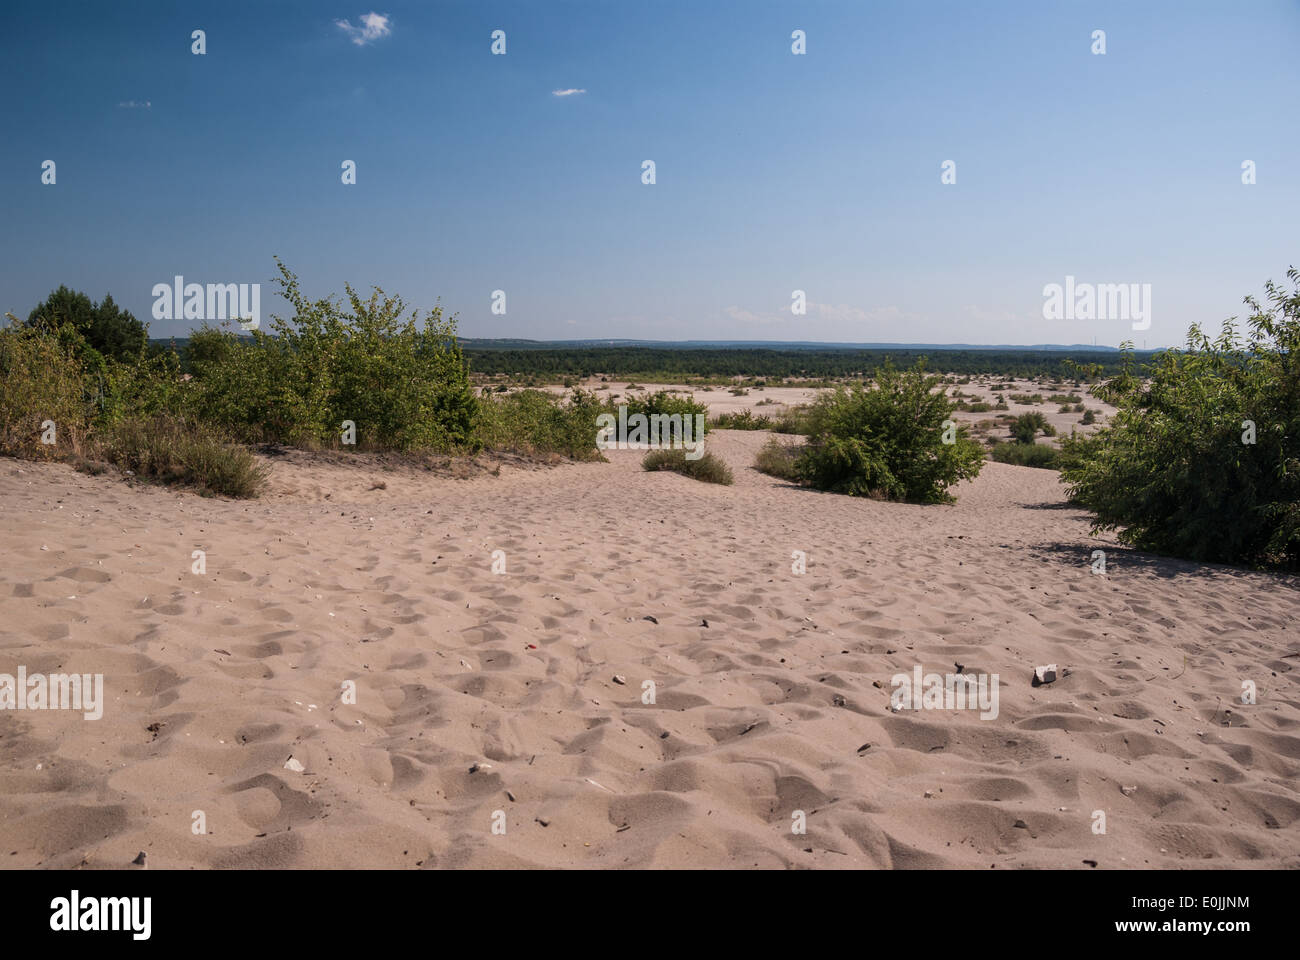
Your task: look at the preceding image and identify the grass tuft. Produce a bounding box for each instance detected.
[642,448,733,484]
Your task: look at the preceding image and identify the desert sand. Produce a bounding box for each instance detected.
[1,427,1298,869]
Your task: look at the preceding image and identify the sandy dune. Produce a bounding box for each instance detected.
[1,432,1297,869]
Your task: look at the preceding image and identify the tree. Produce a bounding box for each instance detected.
[27,286,146,363]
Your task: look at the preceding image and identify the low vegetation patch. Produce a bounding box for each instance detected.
[989,441,1060,469]
[711,410,772,430]
[104,414,269,497]
[475,388,610,460]
[642,448,733,484]
[753,437,802,481]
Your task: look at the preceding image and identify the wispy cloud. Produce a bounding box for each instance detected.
[117,100,151,109]
[552,88,586,97]
[335,12,391,46]
[720,302,917,335]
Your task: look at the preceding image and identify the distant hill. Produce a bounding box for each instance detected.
[150,335,1147,379]
[456,338,1121,352]
[152,335,1123,353]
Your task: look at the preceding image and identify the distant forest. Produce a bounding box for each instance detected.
[458,345,1156,381]
[151,338,1157,382]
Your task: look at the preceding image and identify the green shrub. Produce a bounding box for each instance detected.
[990,441,1060,469]
[1060,270,1300,568]
[1011,411,1051,444]
[712,410,772,430]
[622,390,709,429]
[0,318,90,458]
[186,260,476,450]
[642,448,733,485]
[104,414,268,498]
[754,437,802,481]
[475,388,609,460]
[1081,409,1097,425]
[793,360,984,503]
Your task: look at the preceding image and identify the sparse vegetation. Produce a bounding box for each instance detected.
[753,437,802,481]
[989,441,1060,469]
[771,405,813,435]
[642,448,733,485]
[105,414,269,497]
[711,410,772,430]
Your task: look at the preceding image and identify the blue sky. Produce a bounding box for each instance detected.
[2,0,1297,348]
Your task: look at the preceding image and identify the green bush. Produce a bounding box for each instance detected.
[1011,412,1051,444]
[0,318,90,458]
[1060,270,1300,568]
[990,441,1060,469]
[475,388,610,460]
[711,410,772,430]
[187,260,476,450]
[622,390,709,429]
[793,360,984,503]
[1081,408,1097,425]
[642,448,733,485]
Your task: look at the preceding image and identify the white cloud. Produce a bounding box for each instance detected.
[962,304,1024,326]
[335,12,391,46]
[722,305,776,327]
[117,100,151,109]
[552,88,586,97]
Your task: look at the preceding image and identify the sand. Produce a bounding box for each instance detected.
[1,427,1297,869]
